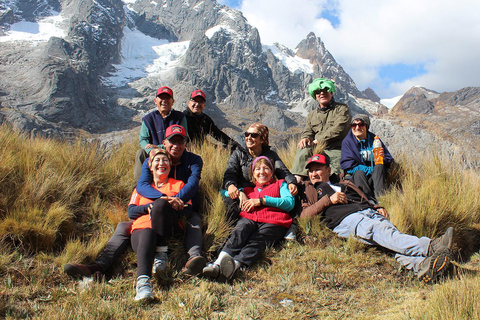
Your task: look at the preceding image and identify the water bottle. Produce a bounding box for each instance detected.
[373,135,384,165]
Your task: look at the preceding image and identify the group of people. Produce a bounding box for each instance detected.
[64,80,455,301]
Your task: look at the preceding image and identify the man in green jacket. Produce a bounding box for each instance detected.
[291,78,351,181]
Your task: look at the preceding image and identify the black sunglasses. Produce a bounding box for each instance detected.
[313,88,331,95]
[244,132,260,138]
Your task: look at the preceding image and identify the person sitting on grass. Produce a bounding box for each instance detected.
[64,125,205,281]
[129,148,191,301]
[340,114,394,199]
[299,153,455,284]
[202,156,295,281]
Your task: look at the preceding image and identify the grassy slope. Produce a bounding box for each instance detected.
[1,124,480,319]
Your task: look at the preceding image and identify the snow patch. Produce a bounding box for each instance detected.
[102,27,189,87]
[381,95,403,108]
[205,24,236,39]
[0,12,66,42]
[263,45,313,75]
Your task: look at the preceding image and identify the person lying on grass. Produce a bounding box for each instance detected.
[128,148,192,301]
[203,156,295,281]
[299,153,455,284]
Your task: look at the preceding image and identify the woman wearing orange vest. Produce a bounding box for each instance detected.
[129,148,190,301]
[203,156,295,281]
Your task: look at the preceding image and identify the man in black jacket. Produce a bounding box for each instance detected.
[184,90,239,150]
[299,153,455,284]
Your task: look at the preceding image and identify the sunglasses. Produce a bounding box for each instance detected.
[244,132,260,138]
[350,122,366,128]
[313,88,331,95]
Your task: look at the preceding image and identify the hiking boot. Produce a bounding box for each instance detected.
[152,251,168,275]
[135,275,154,301]
[181,256,207,276]
[429,227,455,255]
[219,254,235,280]
[64,263,102,279]
[417,247,452,284]
[202,263,220,278]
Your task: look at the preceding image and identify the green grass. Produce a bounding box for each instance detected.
[1,123,480,319]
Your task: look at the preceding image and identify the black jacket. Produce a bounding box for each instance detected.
[222,146,296,190]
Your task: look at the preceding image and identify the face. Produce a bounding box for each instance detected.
[351,120,367,140]
[244,128,263,150]
[163,135,187,161]
[187,97,206,115]
[253,162,273,184]
[150,154,171,178]
[308,163,331,184]
[155,93,174,115]
[315,89,333,107]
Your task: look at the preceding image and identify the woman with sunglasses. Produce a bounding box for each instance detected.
[340,114,394,199]
[222,123,297,223]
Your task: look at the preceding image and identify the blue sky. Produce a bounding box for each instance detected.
[218,0,480,99]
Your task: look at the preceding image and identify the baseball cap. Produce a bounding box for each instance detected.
[305,153,330,169]
[190,89,206,101]
[156,86,174,98]
[165,124,187,140]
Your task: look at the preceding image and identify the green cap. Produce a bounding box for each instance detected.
[308,78,336,99]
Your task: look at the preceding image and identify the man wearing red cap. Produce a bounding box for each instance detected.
[183,89,239,150]
[299,153,455,284]
[134,86,188,181]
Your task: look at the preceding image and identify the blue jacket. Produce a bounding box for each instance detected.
[136,150,203,211]
[340,130,393,175]
[142,109,185,146]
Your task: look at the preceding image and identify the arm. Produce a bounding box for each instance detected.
[128,204,151,220]
[300,194,332,219]
[222,150,242,189]
[300,112,316,140]
[269,150,297,186]
[175,154,203,203]
[263,181,295,212]
[139,122,155,152]
[136,159,164,199]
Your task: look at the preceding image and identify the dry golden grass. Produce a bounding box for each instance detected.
[1,124,480,319]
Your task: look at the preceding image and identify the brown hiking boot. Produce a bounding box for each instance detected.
[181,256,207,276]
[428,227,455,255]
[64,263,103,280]
[417,247,452,284]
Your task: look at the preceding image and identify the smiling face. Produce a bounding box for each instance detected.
[187,96,206,115]
[351,120,367,140]
[315,89,334,108]
[244,127,264,152]
[252,160,274,184]
[163,135,187,162]
[307,162,331,184]
[154,93,174,116]
[150,154,171,181]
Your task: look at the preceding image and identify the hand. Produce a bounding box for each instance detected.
[145,143,158,149]
[297,138,311,149]
[377,208,389,219]
[288,183,298,196]
[330,192,347,204]
[227,184,240,199]
[241,198,261,212]
[166,196,185,211]
[238,191,248,207]
[147,203,153,214]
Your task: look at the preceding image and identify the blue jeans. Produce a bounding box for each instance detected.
[332,208,431,272]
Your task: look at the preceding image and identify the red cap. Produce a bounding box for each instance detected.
[156,86,174,98]
[165,124,187,140]
[305,153,330,169]
[190,89,206,101]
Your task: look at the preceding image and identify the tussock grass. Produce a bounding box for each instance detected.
[1,123,480,319]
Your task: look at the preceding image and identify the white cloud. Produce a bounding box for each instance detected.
[234,0,480,98]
